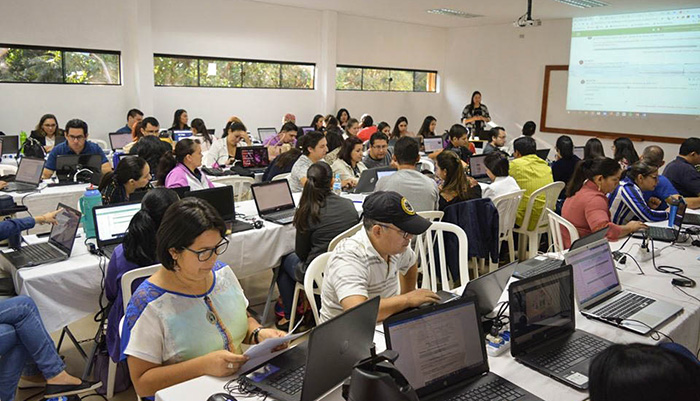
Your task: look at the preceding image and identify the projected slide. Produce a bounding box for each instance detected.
[567,8,700,116]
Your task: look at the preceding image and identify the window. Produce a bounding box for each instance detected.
[336,65,437,92]
[0,44,121,85]
[154,54,315,90]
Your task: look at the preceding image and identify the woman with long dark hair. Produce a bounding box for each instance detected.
[98,156,151,205]
[157,138,213,190]
[608,161,669,225]
[584,138,606,160]
[190,118,214,152]
[612,137,639,170]
[289,132,327,192]
[331,137,367,188]
[417,116,437,138]
[203,121,248,168]
[30,114,65,153]
[262,148,302,182]
[390,116,413,142]
[461,90,491,139]
[561,157,646,247]
[170,109,189,131]
[309,114,324,132]
[552,135,581,191]
[104,188,180,362]
[275,162,359,329]
[435,150,481,210]
[336,108,350,129]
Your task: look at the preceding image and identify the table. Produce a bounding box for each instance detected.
[5,181,89,234]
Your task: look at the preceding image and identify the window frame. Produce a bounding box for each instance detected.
[154,53,316,90]
[336,64,438,93]
[0,43,122,86]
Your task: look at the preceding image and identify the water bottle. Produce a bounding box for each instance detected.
[19,130,27,147]
[668,197,680,227]
[333,173,342,195]
[79,185,103,238]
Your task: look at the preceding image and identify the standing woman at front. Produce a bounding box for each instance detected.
[170,109,190,131]
[157,138,214,190]
[461,91,491,140]
[31,114,65,153]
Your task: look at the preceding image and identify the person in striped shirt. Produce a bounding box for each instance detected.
[609,161,669,225]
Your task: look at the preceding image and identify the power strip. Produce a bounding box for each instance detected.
[486,331,511,356]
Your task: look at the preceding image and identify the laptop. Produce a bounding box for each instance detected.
[509,265,613,390]
[108,132,133,151]
[257,127,278,143]
[636,200,686,242]
[1,203,82,268]
[535,149,550,161]
[514,227,609,279]
[245,297,380,401]
[352,166,397,194]
[56,154,103,185]
[683,212,700,226]
[384,297,542,401]
[423,137,443,154]
[184,185,254,234]
[238,146,270,172]
[564,238,682,335]
[173,130,193,142]
[573,146,584,159]
[300,126,314,135]
[462,261,517,316]
[251,180,297,225]
[2,157,45,193]
[0,135,19,155]
[467,154,490,183]
[93,202,141,258]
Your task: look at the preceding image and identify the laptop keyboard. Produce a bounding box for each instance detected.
[648,226,675,241]
[446,377,524,401]
[268,365,305,395]
[519,259,563,278]
[530,335,609,373]
[21,243,64,262]
[592,292,655,321]
[684,214,700,225]
[267,210,295,224]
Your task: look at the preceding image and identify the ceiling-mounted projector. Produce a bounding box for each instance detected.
[514,0,542,27]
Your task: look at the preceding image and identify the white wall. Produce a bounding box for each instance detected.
[443,19,682,161]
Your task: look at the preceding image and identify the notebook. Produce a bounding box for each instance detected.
[257,127,278,143]
[109,132,133,151]
[468,154,490,183]
[251,180,296,225]
[93,202,142,258]
[2,157,45,193]
[184,185,254,234]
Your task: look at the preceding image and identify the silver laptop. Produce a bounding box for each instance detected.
[2,157,45,193]
[467,154,490,183]
[565,238,683,335]
[109,132,133,151]
[423,137,443,153]
[573,146,584,159]
[352,166,396,194]
[257,127,278,143]
[93,202,142,258]
[251,180,296,225]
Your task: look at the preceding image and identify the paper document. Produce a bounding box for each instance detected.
[239,319,308,374]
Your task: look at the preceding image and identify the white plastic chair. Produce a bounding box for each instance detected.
[0,165,18,176]
[328,222,362,252]
[94,139,109,152]
[272,173,291,181]
[491,190,526,266]
[415,221,469,292]
[513,182,565,260]
[103,265,160,399]
[211,176,254,201]
[289,252,330,331]
[415,211,444,288]
[546,208,580,254]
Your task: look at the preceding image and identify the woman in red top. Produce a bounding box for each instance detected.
[561,157,646,247]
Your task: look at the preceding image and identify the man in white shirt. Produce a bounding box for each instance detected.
[320,191,440,322]
[482,151,521,199]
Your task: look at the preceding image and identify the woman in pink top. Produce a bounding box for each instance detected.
[561,157,646,247]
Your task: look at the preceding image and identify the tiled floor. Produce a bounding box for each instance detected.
[15,269,276,401]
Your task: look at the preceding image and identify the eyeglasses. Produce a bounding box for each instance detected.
[66,135,86,142]
[184,238,229,262]
[42,123,57,128]
[378,224,412,239]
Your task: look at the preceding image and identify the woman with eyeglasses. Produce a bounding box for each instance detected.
[608,160,671,225]
[121,198,287,398]
[30,114,65,153]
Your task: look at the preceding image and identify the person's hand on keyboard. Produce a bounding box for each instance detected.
[625,221,647,233]
[403,289,442,308]
[0,181,6,190]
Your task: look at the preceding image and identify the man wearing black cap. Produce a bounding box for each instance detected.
[320,191,440,323]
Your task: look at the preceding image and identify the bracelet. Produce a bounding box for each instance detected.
[251,327,263,344]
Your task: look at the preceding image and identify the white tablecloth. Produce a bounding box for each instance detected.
[6,181,88,234]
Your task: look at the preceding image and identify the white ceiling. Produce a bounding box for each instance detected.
[251,0,700,28]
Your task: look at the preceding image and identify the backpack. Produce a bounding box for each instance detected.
[20,137,46,158]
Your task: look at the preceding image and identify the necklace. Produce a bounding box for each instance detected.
[173,271,217,325]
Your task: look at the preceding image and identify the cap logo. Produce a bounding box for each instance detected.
[401,197,415,215]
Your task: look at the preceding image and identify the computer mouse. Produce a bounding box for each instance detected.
[253,220,264,229]
[206,393,237,401]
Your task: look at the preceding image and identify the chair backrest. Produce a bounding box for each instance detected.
[304,252,331,325]
[415,221,469,292]
[0,164,18,176]
[94,139,109,151]
[271,172,291,181]
[521,182,566,231]
[546,208,579,253]
[416,210,444,222]
[492,190,525,240]
[212,176,254,201]
[328,222,363,252]
[120,264,160,311]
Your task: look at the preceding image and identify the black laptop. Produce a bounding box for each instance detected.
[184,185,254,234]
[56,154,102,185]
[467,154,490,183]
[514,227,609,279]
[2,157,45,193]
[535,149,550,161]
[93,202,142,258]
[237,146,270,173]
[251,180,297,225]
[245,296,380,401]
[384,297,542,401]
[353,166,397,194]
[509,265,613,390]
[1,203,81,268]
[635,200,686,242]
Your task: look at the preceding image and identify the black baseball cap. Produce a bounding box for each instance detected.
[362,191,431,235]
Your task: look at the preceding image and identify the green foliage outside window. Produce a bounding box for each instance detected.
[336,65,437,92]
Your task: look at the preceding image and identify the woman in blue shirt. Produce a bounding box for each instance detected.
[608,161,669,225]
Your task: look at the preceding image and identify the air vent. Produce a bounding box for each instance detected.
[426,8,482,18]
[552,0,609,8]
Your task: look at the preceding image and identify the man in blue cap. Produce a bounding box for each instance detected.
[320,191,440,322]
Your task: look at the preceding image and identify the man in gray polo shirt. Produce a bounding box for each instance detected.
[320,191,440,323]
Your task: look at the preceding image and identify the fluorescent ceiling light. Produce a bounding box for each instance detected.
[552,0,609,8]
[426,8,482,18]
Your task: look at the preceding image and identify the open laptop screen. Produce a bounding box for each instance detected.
[469,154,488,177]
[240,147,270,168]
[574,146,584,159]
[257,128,277,143]
[95,203,142,245]
[565,240,619,306]
[49,204,81,254]
[376,170,396,180]
[509,266,575,353]
[15,157,44,185]
[423,137,443,153]
[184,186,235,221]
[109,132,133,150]
[301,126,314,135]
[0,136,19,155]
[252,181,295,214]
[384,300,485,396]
